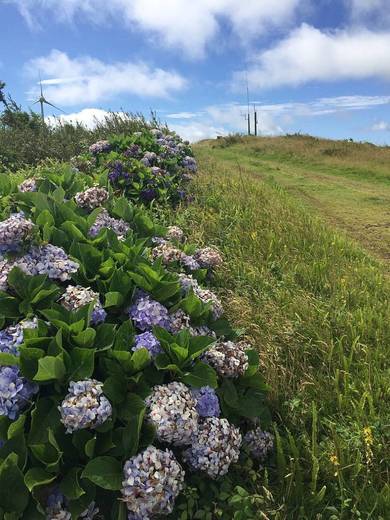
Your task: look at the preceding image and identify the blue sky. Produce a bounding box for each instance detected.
[1,0,390,142]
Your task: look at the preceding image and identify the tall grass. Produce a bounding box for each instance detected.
[169,148,390,518]
[0,111,162,171]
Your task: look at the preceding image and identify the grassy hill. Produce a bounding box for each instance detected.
[196,134,390,266]
[169,135,390,518]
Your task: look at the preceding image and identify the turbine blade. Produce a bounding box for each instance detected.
[42,99,66,113]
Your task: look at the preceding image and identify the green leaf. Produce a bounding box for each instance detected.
[69,348,95,380]
[104,291,124,308]
[181,362,218,388]
[33,355,66,382]
[72,328,96,348]
[8,414,25,439]
[103,375,127,404]
[0,296,20,318]
[82,456,122,490]
[36,209,54,227]
[24,468,56,492]
[60,467,85,500]
[28,398,61,445]
[0,352,20,367]
[131,348,151,372]
[0,453,29,513]
[113,321,134,351]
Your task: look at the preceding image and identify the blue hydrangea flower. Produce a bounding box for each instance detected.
[129,295,170,331]
[59,379,112,433]
[0,318,37,356]
[191,386,221,417]
[140,187,158,202]
[182,156,197,172]
[108,160,131,186]
[243,427,274,460]
[89,140,111,154]
[133,332,162,358]
[46,489,99,519]
[0,213,35,254]
[0,366,38,420]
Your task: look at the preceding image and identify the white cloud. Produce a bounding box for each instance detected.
[371,120,390,131]
[25,50,187,106]
[235,24,390,90]
[46,108,125,128]
[9,0,302,58]
[169,122,226,142]
[166,112,201,119]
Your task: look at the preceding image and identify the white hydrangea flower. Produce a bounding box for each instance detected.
[146,382,198,446]
[121,446,185,519]
[203,340,249,377]
[183,417,242,478]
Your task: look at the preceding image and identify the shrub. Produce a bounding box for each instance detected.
[0,128,272,519]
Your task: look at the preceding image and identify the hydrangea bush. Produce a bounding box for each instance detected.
[0,128,272,519]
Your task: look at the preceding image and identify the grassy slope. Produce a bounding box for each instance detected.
[197,135,390,266]
[171,140,389,518]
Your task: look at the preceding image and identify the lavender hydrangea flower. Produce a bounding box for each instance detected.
[46,489,99,520]
[183,417,242,479]
[203,340,249,378]
[182,156,197,172]
[129,294,170,331]
[132,331,162,358]
[168,309,191,334]
[0,366,38,420]
[195,288,224,319]
[243,427,274,460]
[191,386,221,417]
[146,382,198,446]
[123,144,142,158]
[89,140,111,154]
[18,178,37,192]
[121,446,185,519]
[0,245,79,291]
[74,186,109,210]
[59,285,106,325]
[0,318,38,356]
[0,213,35,254]
[108,160,132,186]
[59,379,112,433]
[89,209,130,239]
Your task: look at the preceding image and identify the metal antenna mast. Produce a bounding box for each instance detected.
[246,72,251,136]
[253,104,258,137]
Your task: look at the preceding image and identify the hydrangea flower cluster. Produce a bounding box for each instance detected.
[194,247,223,269]
[183,417,242,478]
[140,186,158,202]
[0,366,38,419]
[88,208,130,239]
[18,178,37,192]
[89,140,111,154]
[121,446,185,519]
[59,285,107,325]
[177,274,223,319]
[182,156,197,172]
[108,160,131,186]
[59,379,112,433]
[191,386,221,417]
[140,151,157,167]
[166,225,185,242]
[132,331,162,358]
[74,186,109,210]
[0,213,35,254]
[151,243,199,271]
[0,318,37,355]
[123,144,142,158]
[146,382,198,446]
[203,340,249,377]
[243,427,274,460]
[129,294,170,331]
[45,489,99,520]
[0,244,79,291]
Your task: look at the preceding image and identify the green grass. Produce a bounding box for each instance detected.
[168,140,390,518]
[198,135,390,265]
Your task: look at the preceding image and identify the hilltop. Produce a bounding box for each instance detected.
[196,134,390,265]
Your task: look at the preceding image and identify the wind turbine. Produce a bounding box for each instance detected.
[33,73,65,122]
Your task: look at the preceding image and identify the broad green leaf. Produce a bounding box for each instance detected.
[82,456,122,490]
[24,468,56,492]
[33,355,66,382]
[69,348,95,380]
[181,362,217,388]
[0,453,29,513]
